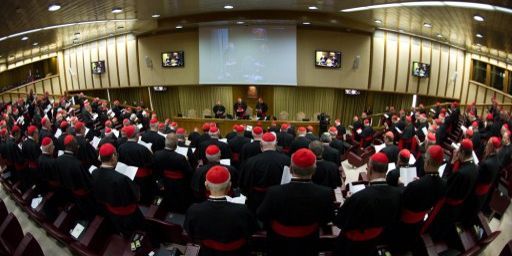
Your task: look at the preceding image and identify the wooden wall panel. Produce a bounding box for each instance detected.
[89,41,101,89]
[42,79,52,94]
[83,45,93,89]
[445,47,458,98]
[98,40,109,88]
[383,32,398,92]
[418,40,431,95]
[454,50,465,99]
[76,45,86,90]
[437,45,449,97]
[116,36,129,87]
[370,30,385,90]
[407,37,421,94]
[395,34,410,92]
[106,37,118,87]
[429,43,441,96]
[126,34,140,86]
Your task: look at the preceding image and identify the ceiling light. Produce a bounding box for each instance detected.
[48,3,61,11]
[443,2,493,10]
[21,36,28,40]
[224,5,234,9]
[341,1,511,13]
[152,14,160,18]
[374,19,382,24]
[308,6,318,10]
[111,7,123,13]
[401,1,444,7]
[423,23,432,28]
[176,25,183,29]
[436,34,443,38]
[476,33,483,38]
[302,22,311,25]
[473,15,484,22]
[236,21,245,24]
[32,42,38,46]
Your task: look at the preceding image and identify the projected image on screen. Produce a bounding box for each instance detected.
[162,51,184,67]
[412,61,430,78]
[315,51,341,68]
[199,26,297,85]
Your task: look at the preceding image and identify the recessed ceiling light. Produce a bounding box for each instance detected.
[374,19,382,24]
[48,3,61,12]
[224,5,234,9]
[423,23,432,28]
[436,33,443,38]
[236,21,245,24]
[33,42,38,46]
[476,33,483,38]
[176,25,183,29]
[473,15,484,22]
[152,14,160,18]
[21,36,28,41]
[308,6,318,10]
[112,7,123,14]
[302,22,311,25]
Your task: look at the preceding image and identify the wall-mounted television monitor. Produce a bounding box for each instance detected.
[153,86,167,92]
[315,50,341,68]
[412,61,430,78]
[162,51,184,67]
[91,61,106,74]
[345,89,361,95]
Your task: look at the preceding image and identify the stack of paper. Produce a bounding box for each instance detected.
[349,183,366,194]
[90,137,101,149]
[422,127,428,136]
[374,144,385,153]
[387,163,396,173]
[219,138,228,143]
[116,162,138,180]
[112,129,119,137]
[58,150,64,156]
[409,154,416,165]
[220,159,231,166]
[400,167,417,186]
[88,165,98,174]
[226,194,247,204]
[438,163,447,177]
[176,147,189,158]
[54,128,62,139]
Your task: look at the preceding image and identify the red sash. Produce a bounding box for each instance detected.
[202,238,246,252]
[28,160,38,169]
[14,162,26,171]
[104,203,137,216]
[343,227,383,242]
[48,180,60,188]
[135,167,152,178]
[445,197,464,206]
[72,188,89,197]
[163,169,184,180]
[474,183,491,196]
[400,209,427,224]
[252,186,267,192]
[271,220,318,238]
[232,153,240,162]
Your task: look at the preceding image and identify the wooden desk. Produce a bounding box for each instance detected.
[173,117,319,136]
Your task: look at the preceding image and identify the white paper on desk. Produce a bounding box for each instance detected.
[58,150,64,156]
[281,166,292,184]
[54,128,62,139]
[400,167,417,186]
[31,196,43,209]
[461,126,467,133]
[91,136,101,149]
[176,146,189,158]
[92,113,98,121]
[451,143,460,150]
[138,140,152,152]
[112,129,119,137]
[70,223,85,239]
[115,162,138,180]
[246,125,253,131]
[422,127,428,136]
[430,108,436,113]
[88,165,97,174]
[226,194,247,204]
[356,128,362,135]
[374,144,385,153]
[409,154,416,165]
[395,127,402,134]
[220,159,231,166]
[349,183,366,194]
[157,132,166,137]
[438,163,447,177]
[136,123,143,130]
[387,163,396,173]
[473,151,479,165]
[219,138,228,143]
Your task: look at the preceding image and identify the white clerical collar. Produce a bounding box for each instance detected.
[28,136,34,140]
[370,178,386,182]
[101,164,115,168]
[208,195,226,199]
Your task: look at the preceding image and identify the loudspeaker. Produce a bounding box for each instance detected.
[145,56,153,68]
[353,55,360,69]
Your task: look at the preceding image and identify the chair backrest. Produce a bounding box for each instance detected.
[296,112,305,121]
[202,108,212,117]
[0,213,24,254]
[146,217,186,244]
[13,233,45,256]
[279,111,289,120]
[0,200,7,224]
[187,109,197,118]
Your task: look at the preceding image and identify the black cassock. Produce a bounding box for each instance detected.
[191,163,239,202]
[239,141,261,164]
[141,130,165,152]
[184,197,258,256]
[118,141,155,205]
[36,153,56,194]
[151,148,193,213]
[257,179,335,256]
[276,132,293,153]
[381,144,399,164]
[334,181,401,256]
[21,138,41,190]
[239,151,290,213]
[289,137,310,155]
[213,104,226,118]
[464,153,500,218]
[322,145,340,166]
[233,102,247,119]
[75,135,100,169]
[197,139,231,163]
[0,138,24,184]
[228,135,250,169]
[92,167,145,236]
[312,160,341,189]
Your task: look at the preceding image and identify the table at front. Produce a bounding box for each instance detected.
[172,117,320,137]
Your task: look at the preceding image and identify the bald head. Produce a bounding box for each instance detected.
[165,133,178,150]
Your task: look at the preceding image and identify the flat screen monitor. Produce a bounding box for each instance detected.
[315,50,341,68]
[91,61,106,74]
[162,51,184,67]
[412,61,430,78]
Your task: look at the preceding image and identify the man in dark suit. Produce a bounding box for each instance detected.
[381,131,399,164]
[257,148,335,256]
[290,127,310,155]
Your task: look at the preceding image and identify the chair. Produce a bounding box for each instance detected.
[0,200,7,224]
[145,217,188,245]
[13,233,45,256]
[202,108,212,118]
[499,240,512,256]
[43,204,80,244]
[0,213,24,255]
[69,215,114,256]
[245,106,253,117]
[187,109,197,118]
[185,244,201,256]
[279,111,289,120]
[296,112,306,121]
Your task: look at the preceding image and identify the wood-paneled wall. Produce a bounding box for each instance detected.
[0,75,62,103]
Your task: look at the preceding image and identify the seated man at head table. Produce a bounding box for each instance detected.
[255,97,268,120]
[213,100,226,119]
[233,97,247,120]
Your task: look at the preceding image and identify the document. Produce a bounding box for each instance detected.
[438,163,447,177]
[349,183,366,194]
[400,167,417,186]
[54,128,62,139]
[138,139,152,152]
[91,136,101,149]
[176,146,189,158]
[374,144,385,153]
[116,162,138,180]
[387,163,396,173]
[220,159,231,166]
[280,166,292,184]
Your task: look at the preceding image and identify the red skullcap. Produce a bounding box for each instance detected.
[232,124,239,130]
[210,122,217,128]
[202,123,211,131]
[74,122,84,131]
[27,125,37,136]
[99,143,116,157]
[297,127,307,133]
[461,138,473,151]
[124,125,136,138]
[472,121,478,128]
[252,126,263,135]
[427,132,436,142]
[399,149,411,160]
[60,121,68,129]
[329,126,337,133]
[466,129,474,137]
[209,126,219,133]
[206,166,230,184]
[262,132,276,143]
[150,118,158,124]
[307,125,314,132]
[41,137,52,146]
[205,145,220,156]
[105,127,112,134]
[428,145,444,164]
[64,135,75,146]
[281,123,289,130]
[176,128,185,135]
[12,125,20,133]
[364,119,370,125]
[504,124,510,130]
[490,137,502,149]
[371,152,388,164]
[41,117,48,126]
[0,128,6,136]
[171,122,177,127]
[158,123,166,129]
[486,113,493,121]
[292,148,316,168]
[236,125,245,133]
